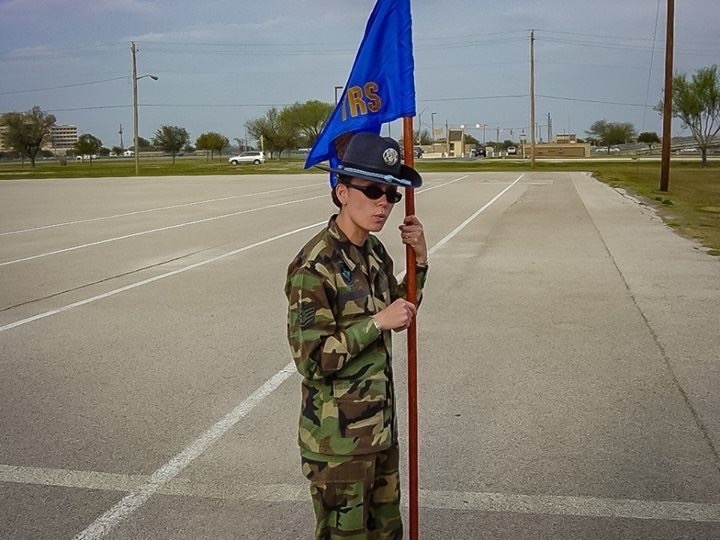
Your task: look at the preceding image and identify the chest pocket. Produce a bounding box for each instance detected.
[336,270,373,318]
[370,269,391,311]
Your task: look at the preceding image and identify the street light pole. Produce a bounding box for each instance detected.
[132,42,139,175]
[334,85,343,106]
[477,123,485,144]
[530,29,536,169]
[131,41,158,176]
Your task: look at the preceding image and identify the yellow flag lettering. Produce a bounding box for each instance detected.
[365,82,381,113]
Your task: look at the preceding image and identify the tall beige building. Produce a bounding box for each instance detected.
[0,122,78,155]
[0,125,8,152]
[48,125,78,153]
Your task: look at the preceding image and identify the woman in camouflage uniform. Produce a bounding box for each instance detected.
[285,132,428,539]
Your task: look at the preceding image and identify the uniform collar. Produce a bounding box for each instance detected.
[328,215,366,273]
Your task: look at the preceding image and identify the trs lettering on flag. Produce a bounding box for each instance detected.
[340,83,383,120]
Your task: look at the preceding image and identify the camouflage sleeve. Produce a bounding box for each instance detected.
[286,265,381,379]
[388,259,428,306]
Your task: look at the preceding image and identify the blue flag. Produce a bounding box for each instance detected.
[304,0,416,183]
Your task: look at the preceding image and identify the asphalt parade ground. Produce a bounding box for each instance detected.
[1,171,719,539]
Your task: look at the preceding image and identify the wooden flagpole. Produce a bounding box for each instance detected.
[402,117,419,539]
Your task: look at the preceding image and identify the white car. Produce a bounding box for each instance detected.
[228,151,265,165]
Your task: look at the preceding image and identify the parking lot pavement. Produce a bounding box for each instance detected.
[406,171,720,537]
[0,172,718,539]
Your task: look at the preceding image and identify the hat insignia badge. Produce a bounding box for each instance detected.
[383,148,399,166]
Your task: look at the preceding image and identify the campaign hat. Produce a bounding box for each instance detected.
[317,132,422,188]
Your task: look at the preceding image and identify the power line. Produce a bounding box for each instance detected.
[45,92,657,113]
[537,29,659,42]
[536,94,653,108]
[641,0,663,132]
[538,28,720,46]
[0,76,128,96]
[45,103,291,112]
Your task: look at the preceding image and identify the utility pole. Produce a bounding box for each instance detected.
[530,30,536,169]
[445,121,449,156]
[547,113,552,142]
[131,43,157,173]
[132,41,139,175]
[334,85,343,106]
[660,0,674,192]
[119,124,124,152]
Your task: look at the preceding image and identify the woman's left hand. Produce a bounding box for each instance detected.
[399,215,427,265]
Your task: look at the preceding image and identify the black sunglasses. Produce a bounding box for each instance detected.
[343,182,402,204]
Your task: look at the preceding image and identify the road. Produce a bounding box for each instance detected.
[1,172,719,539]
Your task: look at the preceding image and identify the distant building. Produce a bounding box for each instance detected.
[555,133,577,144]
[0,125,8,152]
[447,128,466,157]
[0,121,78,155]
[47,124,78,154]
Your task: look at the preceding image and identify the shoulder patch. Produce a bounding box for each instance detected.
[299,302,316,330]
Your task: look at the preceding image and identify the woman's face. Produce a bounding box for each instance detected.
[337,178,399,233]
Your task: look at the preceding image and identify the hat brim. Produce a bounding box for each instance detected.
[316,163,422,188]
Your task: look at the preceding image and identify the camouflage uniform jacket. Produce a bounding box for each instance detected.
[285,216,427,458]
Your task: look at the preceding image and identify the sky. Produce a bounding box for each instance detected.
[1,0,718,150]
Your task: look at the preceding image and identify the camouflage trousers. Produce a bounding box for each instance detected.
[301,445,403,540]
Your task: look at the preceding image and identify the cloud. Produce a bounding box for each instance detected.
[0,0,158,16]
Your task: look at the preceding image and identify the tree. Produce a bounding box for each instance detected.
[638,131,661,152]
[196,132,229,159]
[413,128,432,145]
[153,125,190,164]
[658,65,720,167]
[111,146,123,157]
[246,107,298,158]
[586,120,636,152]
[74,133,102,164]
[280,100,333,148]
[0,106,56,168]
[234,137,251,153]
[463,133,478,145]
[130,137,153,151]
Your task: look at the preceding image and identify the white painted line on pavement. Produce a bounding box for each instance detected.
[0,194,325,267]
[416,174,468,194]
[428,173,525,257]
[0,183,322,236]
[395,173,524,281]
[0,464,144,492]
[3,465,718,523]
[70,363,297,540]
[0,221,325,333]
[422,489,720,523]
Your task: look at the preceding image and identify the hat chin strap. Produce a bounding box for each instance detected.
[338,165,412,186]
